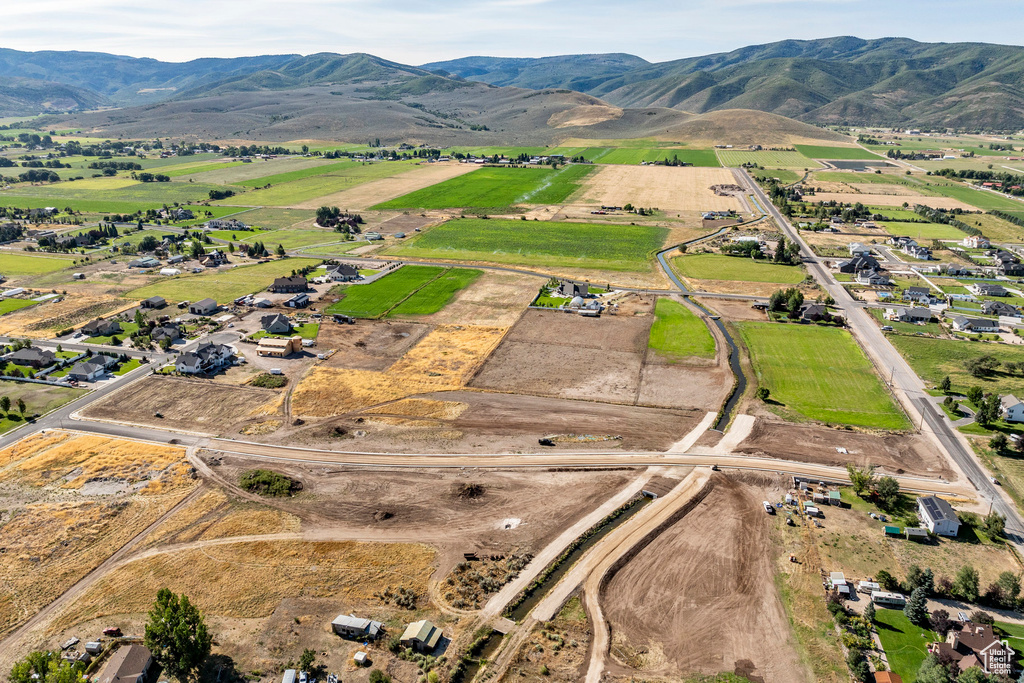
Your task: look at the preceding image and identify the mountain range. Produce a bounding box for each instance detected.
[1,37,1022,141]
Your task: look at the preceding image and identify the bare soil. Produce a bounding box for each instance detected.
[318,319,432,371]
[698,297,770,322]
[415,270,539,327]
[576,166,744,213]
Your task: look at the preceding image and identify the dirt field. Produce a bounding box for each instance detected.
[0,293,134,337]
[808,192,975,210]
[603,474,806,683]
[732,419,957,480]
[575,166,744,213]
[291,162,479,210]
[418,271,539,327]
[699,297,769,322]
[319,320,433,371]
[81,376,284,434]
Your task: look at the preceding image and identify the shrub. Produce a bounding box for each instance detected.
[251,373,287,388]
[238,469,302,496]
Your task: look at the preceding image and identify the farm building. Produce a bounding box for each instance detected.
[261,313,292,335]
[917,496,960,537]
[128,257,160,269]
[141,296,166,309]
[828,572,849,596]
[188,298,219,316]
[400,620,442,653]
[7,347,57,369]
[256,336,302,358]
[332,614,384,640]
[95,644,153,683]
[159,268,182,277]
[284,293,310,308]
[269,275,308,293]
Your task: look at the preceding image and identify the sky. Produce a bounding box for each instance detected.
[3,0,1022,64]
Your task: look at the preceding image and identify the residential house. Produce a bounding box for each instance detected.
[556,281,589,298]
[917,495,960,537]
[856,270,890,286]
[140,296,165,309]
[176,342,233,374]
[7,347,57,369]
[67,359,108,382]
[1001,263,1024,276]
[206,219,248,231]
[188,298,219,316]
[400,620,442,653]
[950,315,1001,333]
[168,208,194,220]
[968,283,1008,297]
[55,232,92,249]
[256,336,302,357]
[848,242,871,256]
[269,275,308,293]
[1002,395,1024,423]
[885,307,934,323]
[284,293,310,309]
[95,644,153,683]
[82,318,122,337]
[150,323,181,343]
[837,255,880,273]
[982,300,1019,317]
[888,236,917,249]
[929,622,1015,676]
[332,615,383,641]
[325,263,359,281]
[903,244,933,260]
[964,235,991,249]
[261,313,292,335]
[902,287,934,304]
[800,303,830,323]
[200,250,228,267]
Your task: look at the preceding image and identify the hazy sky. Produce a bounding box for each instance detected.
[4,0,1022,64]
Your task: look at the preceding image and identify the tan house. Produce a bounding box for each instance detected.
[400,620,442,653]
[95,644,153,683]
[256,336,302,357]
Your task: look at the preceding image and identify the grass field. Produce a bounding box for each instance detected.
[373,165,593,209]
[0,299,36,316]
[672,254,806,284]
[390,268,482,317]
[175,158,327,185]
[597,148,720,166]
[717,150,818,168]
[235,160,365,188]
[738,322,909,430]
[241,229,339,249]
[324,265,445,318]
[886,335,1024,395]
[162,160,245,179]
[794,145,881,160]
[126,258,321,304]
[647,298,715,359]
[228,161,417,206]
[0,179,227,204]
[384,218,667,272]
[298,242,366,256]
[0,253,76,277]
[924,180,1024,212]
[224,208,309,230]
[874,609,938,683]
[749,167,802,184]
[880,221,966,240]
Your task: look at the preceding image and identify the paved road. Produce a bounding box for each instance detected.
[737,168,1024,546]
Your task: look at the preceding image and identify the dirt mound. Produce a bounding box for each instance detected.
[453,483,485,499]
[373,510,395,521]
[548,104,624,128]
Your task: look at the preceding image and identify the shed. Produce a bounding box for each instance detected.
[282,670,296,683]
[883,525,901,536]
[332,614,383,640]
[828,491,841,506]
[805,506,820,517]
[905,527,929,541]
[400,619,442,653]
[354,652,368,666]
[188,298,218,316]
[141,296,166,309]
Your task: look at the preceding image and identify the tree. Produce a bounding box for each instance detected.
[9,651,85,683]
[368,671,391,683]
[916,654,951,683]
[904,586,929,626]
[875,476,901,511]
[846,463,876,496]
[17,398,25,416]
[983,511,1006,538]
[957,668,992,683]
[876,569,900,592]
[298,649,316,672]
[786,290,804,319]
[1,395,11,413]
[977,394,1003,428]
[139,235,159,252]
[135,309,146,327]
[756,387,770,401]
[906,565,925,592]
[939,375,952,393]
[997,571,1021,605]
[929,609,952,635]
[863,601,875,623]
[276,244,285,256]
[144,588,212,681]
[954,565,981,602]
[967,386,984,405]
[990,433,1009,452]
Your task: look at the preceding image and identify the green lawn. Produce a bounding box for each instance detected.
[84,321,139,345]
[390,268,482,317]
[598,148,720,166]
[0,253,76,277]
[0,379,86,432]
[126,258,321,304]
[113,358,142,375]
[794,145,882,160]
[0,298,37,315]
[672,254,806,284]
[880,221,965,240]
[241,229,339,249]
[886,334,1024,395]
[647,298,716,359]
[323,265,445,318]
[251,322,319,340]
[384,218,666,272]
[373,165,593,210]
[230,161,418,206]
[738,322,909,430]
[874,609,938,683]
[718,150,818,168]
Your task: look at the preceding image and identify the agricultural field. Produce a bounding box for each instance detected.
[374,164,593,209]
[886,335,1024,395]
[597,148,720,166]
[647,298,716,359]
[160,160,245,179]
[227,161,418,206]
[738,322,909,430]
[749,167,803,184]
[389,268,482,317]
[0,178,227,204]
[672,254,806,284]
[0,253,76,277]
[324,265,448,318]
[174,157,328,185]
[924,179,1024,212]
[0,298,37,316]
[384,218,667,272]
[879,221,966,240]
[717,150,818,168]
[235,160,365,188]
[240,229,340,249]
[793,145,881,160]
[126,258,321,303]
[227,207,310,230]
[575,165,744,213]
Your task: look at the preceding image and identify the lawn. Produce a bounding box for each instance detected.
[718,150,819,169]
[737,322,909,430]
[793,145,882,160]
[869,308,943,336]
[323,265,445,318]
[384,218,667,272]
[874,608,938,683]
[886,334,1024,395]
[390,268,482,317]
[126,258,321,304]
[672,254,806,284]
[372,165,593,210]
[647,298,716,359]
[0,379,86,432]
[84,321,139,345]
[0,253,76,277]
[598,148,720,167]
[880,221,966,240]
[0,299,37,315]
[231,161,418,206]
[251,322,319,340]
[112,358,142,375]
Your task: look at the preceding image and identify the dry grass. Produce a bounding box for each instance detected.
[51,540,436,629]
[240,419,282,435]
[292,325,506,416]
[363,398,469,420]
[809,192,975,210]
[0,294,134,337]
[576,165,743,213]
[291,163,478,210]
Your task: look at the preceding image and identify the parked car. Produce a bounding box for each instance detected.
[102,627,121,637]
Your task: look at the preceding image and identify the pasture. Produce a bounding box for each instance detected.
[597,148,720,167]
[384,218,667,272]
[0,178,227,205]
[0,299,37,316]
[924,180,1024,212]
[162,160,245,179]
[647,298,716,359]
[390,268,483,317]
[793,145,881,160]
[717,150,818,169]
[0,253,76,277]
[886,335,1024,396]
[749,168,802,184]
[738,322,909,430]
[236,160,365,188]
[174,157,328,185]
[373,164,593,209]
[228,208,310,230]
[879,221,966,240]
[324,265,446,318]
[241,229,339,249]
[576,165,744,213]
[126,258,321,303]
[672,254,806,284]
[228,161,418,206]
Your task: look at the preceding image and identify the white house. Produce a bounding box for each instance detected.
[917,496,960,537]
[1002,395,1024,423]
[950,315,1001,333]
[848,242,871,257]
[964,235,991,249]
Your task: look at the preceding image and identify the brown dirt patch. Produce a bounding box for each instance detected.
[0,294,134,337]
[577,166,743,213]
[636,364,729,411]
[291,162,479,210]
[733,419,955,479]
[698,297,769,322]
[413,270,539,327]
[603,476,806,683]
[319,320,432,371]
[548,105,624,128]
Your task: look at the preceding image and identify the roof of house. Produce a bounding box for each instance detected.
[143,296,165,305]
[273,275,307,287]
[70,360,104,375]
[905,286,930,295]
[257,337,296,349]
[177,352,201,367]
[873,673,903,683]
[906,307,932,318]
[327,263,358,274]
[401,620,441,648]
[8,347,55,363]
[918,495,958,524]
[262,313,290,328]
[1002,395,1022,411]
[96,644,152,683]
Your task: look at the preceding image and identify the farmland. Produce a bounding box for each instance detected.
[0,178,227,204]
[738,322,909,430]
[384,218,667,272]
[886,334,1024,395]
[793,145,881,160]
[597,148,720,166]
[241,229,340,249]
[389,268,482,317]
[647,298,716,359]
[0,253,76,277]
[923,180,1024,212]
[228,161,418,206]
[236,160,367,187]
[373,164,593,209]
[324,265,448,318]
[717,150,818,168]
[0,299,37,316]
[879,221,966,240]
[126,258,321,303]
[672,254,806,284]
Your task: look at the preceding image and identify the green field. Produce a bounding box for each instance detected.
[597,148,720,167]
[384,218,666,272]
[230,161,417,206]
[0,298,37,315]
[749,167,802,184]
[176,157,328,185]
[0,178,227,204]
[204,228,275,242]
[924,180,1024,212]
[738,322,909,430]
[373,165,593,210]
[794,145,882,160]
[324,265,446,318]
[0,380,86,433]
[887,334,1024,395]
[241,229,339,249]
[236,160,367,188]
[717,150,818,169]
[647,298,716,359]
[84,321,139,345]
[880,221,965,240]
[162,160,246,179]
[126,258,321,304]
[224,208,310,230]
[298,242,366,256]
[672,254,806,284]
[874,609,938,683]
[390,268,482,317]
[252,322,320,340]
[0,253,76,277]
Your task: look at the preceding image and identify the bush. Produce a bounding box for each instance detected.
[251,373,287,388]
[238,469,302,496]
[369,671,391,683]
